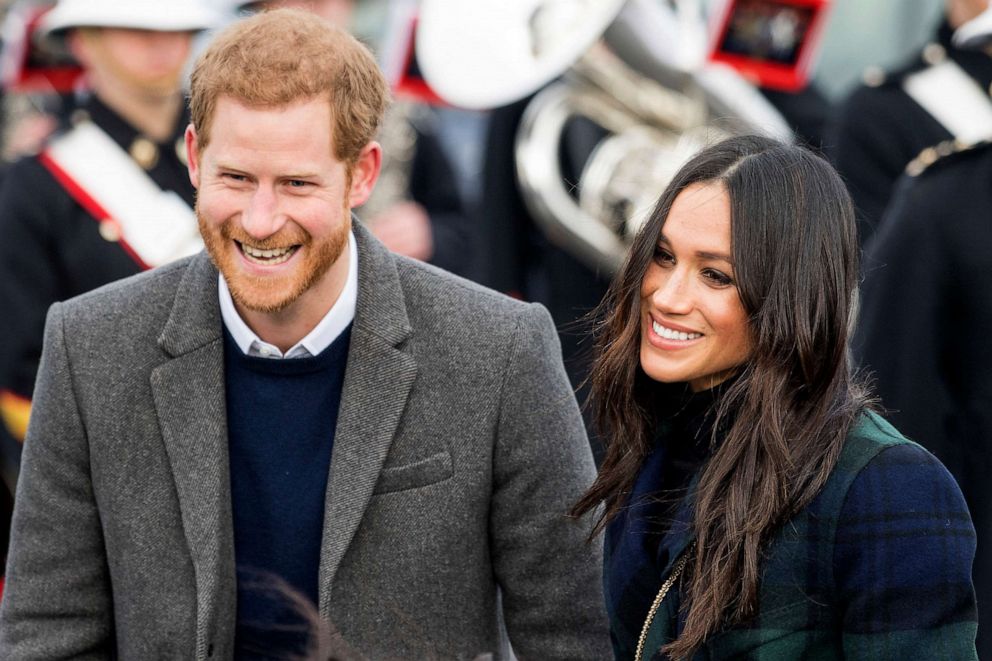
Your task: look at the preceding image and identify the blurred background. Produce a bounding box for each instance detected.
[1,0,990,654]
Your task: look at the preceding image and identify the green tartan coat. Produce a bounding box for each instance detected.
[607,411,978,660]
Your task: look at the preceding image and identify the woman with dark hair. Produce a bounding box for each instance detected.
[572,134,978,660]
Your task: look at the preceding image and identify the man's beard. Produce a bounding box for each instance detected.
[197,203,350,314]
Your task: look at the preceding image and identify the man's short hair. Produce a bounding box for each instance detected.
[189,8,389,165]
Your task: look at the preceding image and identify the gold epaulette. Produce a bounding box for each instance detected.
[905,138,986,177]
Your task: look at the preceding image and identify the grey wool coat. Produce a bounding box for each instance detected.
[0,222,610,660]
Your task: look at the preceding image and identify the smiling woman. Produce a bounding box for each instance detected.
[572,135,978,660]
[638,183,750,392]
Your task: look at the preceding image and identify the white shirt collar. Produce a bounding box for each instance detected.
[218,231,358,359]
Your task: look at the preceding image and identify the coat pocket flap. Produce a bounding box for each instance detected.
[373,451,453,495]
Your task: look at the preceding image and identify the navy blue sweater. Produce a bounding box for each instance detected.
[223,325,351,658]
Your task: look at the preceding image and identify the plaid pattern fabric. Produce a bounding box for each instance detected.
[605,411,978,660]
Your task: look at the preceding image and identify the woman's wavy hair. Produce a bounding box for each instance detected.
[572,134,872,657]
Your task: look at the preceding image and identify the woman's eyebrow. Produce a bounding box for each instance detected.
[658,235,733,264]
[696,250,733,263]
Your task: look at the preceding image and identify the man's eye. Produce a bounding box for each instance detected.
[288,180,310,188]
[223,173,247,182]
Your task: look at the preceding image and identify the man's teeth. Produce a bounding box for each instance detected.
[652,320,701,341]
[240,243,296,265]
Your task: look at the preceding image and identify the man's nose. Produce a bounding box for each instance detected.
[241,187,284,239]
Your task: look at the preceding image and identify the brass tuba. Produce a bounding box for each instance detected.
[417,0,793,274]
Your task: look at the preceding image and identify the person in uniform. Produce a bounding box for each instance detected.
[828,0,992,247]
[240,0,475,280]
[855,135,992,659]
[0,0,217,565]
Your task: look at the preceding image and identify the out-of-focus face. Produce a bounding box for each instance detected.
[186,95,377,318]
[639,182,751,392]
[72,28,194,98]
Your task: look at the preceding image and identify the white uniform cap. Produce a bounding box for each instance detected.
[40,0,222,35]
[953,6,992,49]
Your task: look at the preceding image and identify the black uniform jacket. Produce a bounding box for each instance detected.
[828,21,992,246]
[0,95,194,425]
[405,115,473,278]
[854,140,992,659]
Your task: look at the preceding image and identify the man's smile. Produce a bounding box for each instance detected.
[236,240,300,265]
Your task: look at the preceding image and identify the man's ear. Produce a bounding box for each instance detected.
[185,124,201,190]
[347,141,382,208]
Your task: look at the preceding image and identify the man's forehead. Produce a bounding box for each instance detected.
[199,97,339,165]
[212,94,333,117]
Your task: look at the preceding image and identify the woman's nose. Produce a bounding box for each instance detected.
[650,269,694,315]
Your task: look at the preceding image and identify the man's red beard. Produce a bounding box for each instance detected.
[197,203,349,314]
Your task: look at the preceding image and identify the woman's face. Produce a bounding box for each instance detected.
[639,182,751,391]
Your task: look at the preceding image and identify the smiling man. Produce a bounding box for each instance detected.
[0,9,609,660]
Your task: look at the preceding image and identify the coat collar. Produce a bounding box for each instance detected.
[151,220,417,653]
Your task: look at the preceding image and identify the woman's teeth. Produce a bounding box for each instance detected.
[653,320,702,341]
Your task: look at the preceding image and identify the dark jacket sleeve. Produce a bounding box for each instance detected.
[854,171,956,472]
[827,85,937,245]
[0,158,66,405]
[835,443,977,658]
[490,302,610,659]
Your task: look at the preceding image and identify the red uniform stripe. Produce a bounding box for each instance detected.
[38,149,151,271]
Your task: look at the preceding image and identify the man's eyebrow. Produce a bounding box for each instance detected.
[214,163,249,174]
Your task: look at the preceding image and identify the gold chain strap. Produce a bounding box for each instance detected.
[634,546,693,661]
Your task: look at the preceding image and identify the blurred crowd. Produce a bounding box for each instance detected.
[0,0,990,655]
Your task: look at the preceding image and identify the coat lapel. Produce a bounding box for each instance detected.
[151,253,236,659]
[643,474,700,655]
[318,222,417,614]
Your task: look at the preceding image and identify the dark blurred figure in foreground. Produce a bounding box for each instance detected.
[855,14,992,656]
[828,0,992,247]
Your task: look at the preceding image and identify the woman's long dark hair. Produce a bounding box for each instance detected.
[572,135,872,658]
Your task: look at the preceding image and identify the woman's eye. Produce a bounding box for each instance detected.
[702,269,733,287]
[653,247,675,266]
